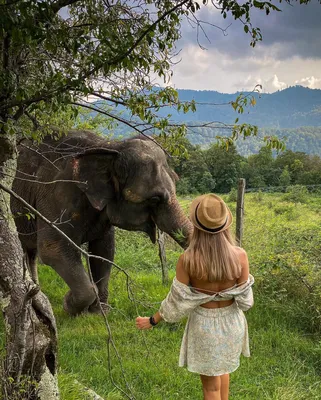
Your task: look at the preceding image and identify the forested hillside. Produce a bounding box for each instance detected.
[186,126,321,157]
[98,86,321,156]
[171,86,321,128]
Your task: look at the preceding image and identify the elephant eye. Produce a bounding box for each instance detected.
[150,196,161,205]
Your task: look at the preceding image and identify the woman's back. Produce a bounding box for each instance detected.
[183,246,249,309]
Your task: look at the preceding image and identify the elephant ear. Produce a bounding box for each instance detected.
[71,148,119,211]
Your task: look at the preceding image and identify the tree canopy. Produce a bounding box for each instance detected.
[174,141,321,194]
[0,0,299,145]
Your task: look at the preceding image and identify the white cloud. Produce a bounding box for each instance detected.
[170,44,321,93]
[265,75,287,92]
[294,76,321,90]
[233,74,287,93]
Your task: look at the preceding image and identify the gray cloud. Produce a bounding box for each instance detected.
[178,0,321,61]
[168,1,321,93]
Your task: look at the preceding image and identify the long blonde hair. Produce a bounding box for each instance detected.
[184,227,241,282]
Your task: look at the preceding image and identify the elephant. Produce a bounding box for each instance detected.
[11,130,192,315]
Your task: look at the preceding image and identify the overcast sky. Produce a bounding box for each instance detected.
[169,0,321,93]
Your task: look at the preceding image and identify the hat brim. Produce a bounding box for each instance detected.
[189,194,233,234]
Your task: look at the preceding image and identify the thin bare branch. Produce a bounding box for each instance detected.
[4,172,86,186]
[51,0,82,14]
[19,143,61,172]
[71,101,172,156]
[89,92,127,107]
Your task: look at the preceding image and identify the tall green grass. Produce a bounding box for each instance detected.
[2,193,321,399]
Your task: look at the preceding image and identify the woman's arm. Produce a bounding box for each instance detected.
[235,248,254,311]
[236,248,249,284]
[135,254,188,330]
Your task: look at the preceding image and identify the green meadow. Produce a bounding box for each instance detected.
[2,190,321,399]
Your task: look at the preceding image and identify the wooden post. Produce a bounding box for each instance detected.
[236,178,246,246]
[157,229,168,285]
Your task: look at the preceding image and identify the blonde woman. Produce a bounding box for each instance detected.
[136,194,254,400]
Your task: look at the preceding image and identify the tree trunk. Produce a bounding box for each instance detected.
[0,134,59,399]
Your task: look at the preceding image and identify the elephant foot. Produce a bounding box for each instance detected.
[88,299,110,315]
[63,290,95,316]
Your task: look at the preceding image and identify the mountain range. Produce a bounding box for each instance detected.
[166,85,321,128]
[93,85,321,156]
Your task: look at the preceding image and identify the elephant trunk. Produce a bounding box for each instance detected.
[153,196,193,249]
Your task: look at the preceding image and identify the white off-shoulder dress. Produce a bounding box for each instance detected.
[159,275,254,376]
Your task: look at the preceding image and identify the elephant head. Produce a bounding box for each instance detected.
[70,135,193,247]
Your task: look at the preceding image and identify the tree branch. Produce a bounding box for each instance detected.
[85,0,190,78]
[50,0,82,14]
[71,101,171,156]
[19,143,61,172]
[90,92,127,107]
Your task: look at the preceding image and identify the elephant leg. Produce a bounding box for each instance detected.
[88,226,115,314]
[38,230,96,316]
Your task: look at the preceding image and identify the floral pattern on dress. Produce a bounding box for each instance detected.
[158,275,254,376]
[179,302,250,376]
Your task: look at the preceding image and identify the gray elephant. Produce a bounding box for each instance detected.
[11,130,192,315]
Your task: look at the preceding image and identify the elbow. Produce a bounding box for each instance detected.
[237,300,254,312]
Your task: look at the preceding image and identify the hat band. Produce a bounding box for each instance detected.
[195,203,228,233]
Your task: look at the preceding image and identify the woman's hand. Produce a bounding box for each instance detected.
[135,316,153,330]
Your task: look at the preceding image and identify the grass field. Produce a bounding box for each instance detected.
[2,191,321,399]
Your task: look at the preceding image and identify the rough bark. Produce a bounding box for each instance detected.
[0,134,59,400]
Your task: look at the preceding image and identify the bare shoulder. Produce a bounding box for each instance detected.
[234,246,248,263]
[176,253,190,285]
[234,246,247,255]
[234,247,249,283]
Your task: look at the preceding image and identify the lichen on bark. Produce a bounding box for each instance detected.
[38,368,59,400]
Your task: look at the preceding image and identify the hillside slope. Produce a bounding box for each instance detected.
[90,86,321,155]
[171,86,321,128]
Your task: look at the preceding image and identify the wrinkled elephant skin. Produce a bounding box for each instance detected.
[11,130,192,315]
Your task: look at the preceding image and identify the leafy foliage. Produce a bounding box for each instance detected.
[173,139,321,194]
[0,0,298,148]
[282,185,309,203]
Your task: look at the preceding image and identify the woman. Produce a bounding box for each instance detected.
[136,194,254,400]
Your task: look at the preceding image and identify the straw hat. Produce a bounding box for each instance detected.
[189,194,233,234]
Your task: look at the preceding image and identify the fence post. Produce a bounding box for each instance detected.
[157,229,168,285]
[236,178,246,246]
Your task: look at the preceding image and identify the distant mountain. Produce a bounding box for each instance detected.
[173,86,321,156]
[164,86,321,128]
[90,85,321,156]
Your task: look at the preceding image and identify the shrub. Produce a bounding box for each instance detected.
[282,185,308,203]
[273,204,298,220]
[228,188,237,202]
[253,190,263,202]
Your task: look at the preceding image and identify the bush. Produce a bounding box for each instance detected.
[176,178,192,195]
[282,185,308,203]
[228,188,237,202]
[273,204,298,220]
[253,190,263,202]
